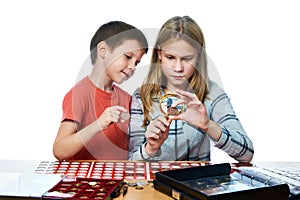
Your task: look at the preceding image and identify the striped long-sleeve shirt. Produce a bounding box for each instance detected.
[128,80,254,162]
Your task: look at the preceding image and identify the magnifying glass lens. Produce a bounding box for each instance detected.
[159,94,185,117]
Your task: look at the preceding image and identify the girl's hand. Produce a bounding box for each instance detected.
[169,89,210,131]
[145,116,171,156]
[97,106,130,131]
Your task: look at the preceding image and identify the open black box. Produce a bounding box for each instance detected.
[154,163,290,200]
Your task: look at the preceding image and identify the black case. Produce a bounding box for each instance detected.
[154,163,290,200]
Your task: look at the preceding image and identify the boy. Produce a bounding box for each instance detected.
[53,21,148,161]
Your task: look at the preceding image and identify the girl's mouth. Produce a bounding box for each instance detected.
[172,75,185,80]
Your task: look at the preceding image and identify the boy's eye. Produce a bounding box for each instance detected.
[125,54,132,59]
[124,54,140,66]
[135,61,140,66]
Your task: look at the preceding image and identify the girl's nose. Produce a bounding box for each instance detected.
[174,60,184,72]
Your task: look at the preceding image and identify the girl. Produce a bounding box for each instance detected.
[129,16,254,162]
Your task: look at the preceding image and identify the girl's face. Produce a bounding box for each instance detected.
[158,39,198,91]
[105,39,145,84]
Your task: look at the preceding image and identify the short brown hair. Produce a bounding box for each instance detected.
[90,21,148,65]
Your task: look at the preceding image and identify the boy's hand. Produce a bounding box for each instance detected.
[97,106,129,130]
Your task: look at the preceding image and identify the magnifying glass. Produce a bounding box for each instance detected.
[159,94,185,118]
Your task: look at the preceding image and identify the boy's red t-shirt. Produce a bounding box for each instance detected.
[62,76,131,160]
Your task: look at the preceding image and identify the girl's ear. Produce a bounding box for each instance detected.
[97,41,108,59]
[157,45,162,60]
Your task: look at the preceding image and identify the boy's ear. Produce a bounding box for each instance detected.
[97,41,108,59]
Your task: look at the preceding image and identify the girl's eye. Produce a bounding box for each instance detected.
[165,55,175,60]
[182,57,192,61]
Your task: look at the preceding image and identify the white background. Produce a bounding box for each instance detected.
[0,0,299,162]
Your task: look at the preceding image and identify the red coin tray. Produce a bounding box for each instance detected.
[34,161,208,181]
[42,176,124,199]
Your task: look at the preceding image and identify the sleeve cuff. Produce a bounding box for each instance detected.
[214,125,229,148]
[140,143,162,160]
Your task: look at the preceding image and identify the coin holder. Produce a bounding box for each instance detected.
[35,161,92,177]
[89,161,147,180]
[148,161,207,180]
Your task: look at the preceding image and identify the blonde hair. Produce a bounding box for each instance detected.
[140,16,209,126]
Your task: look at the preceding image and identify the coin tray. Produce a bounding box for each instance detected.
[42,176,123,199]
[35,161,208,181]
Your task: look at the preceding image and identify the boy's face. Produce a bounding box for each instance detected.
[104,40,145,84]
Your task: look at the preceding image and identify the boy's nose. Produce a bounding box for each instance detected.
[128,60,137,70]
[128,64,136,70]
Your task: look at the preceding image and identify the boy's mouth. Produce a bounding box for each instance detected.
[121,70,131,80]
